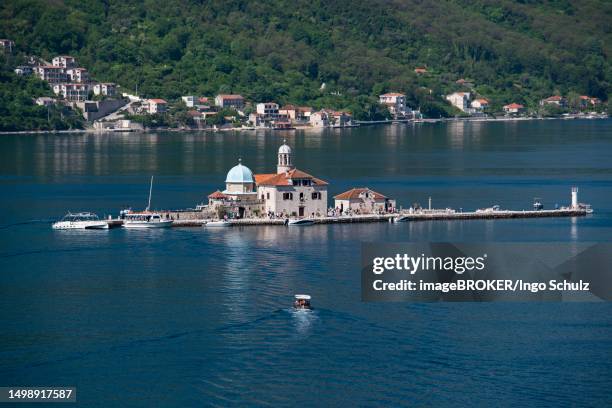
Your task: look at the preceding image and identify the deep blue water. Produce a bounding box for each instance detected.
[1,120,612,406]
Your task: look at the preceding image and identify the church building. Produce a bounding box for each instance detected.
[255,141,328,217]
[207,141,328,219]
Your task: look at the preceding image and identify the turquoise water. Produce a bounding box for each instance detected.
[1,120,612,406]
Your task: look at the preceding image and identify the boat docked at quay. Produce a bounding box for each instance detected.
[122,212,173,228]
[52,212,109,230]
[122,176,173,229]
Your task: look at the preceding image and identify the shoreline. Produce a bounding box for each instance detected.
[0,114,608,135]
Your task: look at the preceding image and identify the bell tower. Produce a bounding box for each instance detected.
[277,139,294,174]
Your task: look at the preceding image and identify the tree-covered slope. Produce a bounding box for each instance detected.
[1,0,610,113]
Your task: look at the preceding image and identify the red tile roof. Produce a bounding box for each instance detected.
[255,169,328,186]
[334,188,387,200]
[149,99,167,104]
[504,103,524,109]
[208,190,227,199]
[380,92,405,97]
[544,95,563,101]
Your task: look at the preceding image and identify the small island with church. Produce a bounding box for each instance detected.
[103,139,588,228]
[54,139,592,230]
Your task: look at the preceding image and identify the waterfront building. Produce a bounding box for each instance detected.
[309,110,330,128]
[334,188,396,214]
[93,83,117,97]
[209,160,262,218]
[215,94,245,109]
[446,92,471,112]
[503,103,524,115]
[52,56,77,68]
[255,142,328,217]
[279,106,312,122]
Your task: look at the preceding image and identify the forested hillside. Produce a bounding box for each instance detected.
[1,0,610,116]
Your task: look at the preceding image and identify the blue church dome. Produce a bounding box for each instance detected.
[225,160,254,183]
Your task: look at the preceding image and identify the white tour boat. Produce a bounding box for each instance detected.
[122,176,173,229]
[52,212,109,230]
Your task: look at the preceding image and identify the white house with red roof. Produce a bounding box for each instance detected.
[334,188,396,214]
[503,103,524,114]
[540,95,566,107]
[470,98,489,111]
[255,141,328,217]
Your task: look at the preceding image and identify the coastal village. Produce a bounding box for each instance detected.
[1,39,608,132]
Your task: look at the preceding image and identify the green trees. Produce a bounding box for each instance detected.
[0,0,609,120]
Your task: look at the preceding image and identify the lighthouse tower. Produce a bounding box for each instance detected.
[277,139,294,174]
[571,187,578,209]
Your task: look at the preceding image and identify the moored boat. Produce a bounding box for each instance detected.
[205,220,232,227]
[52,212,109,230]
[122,176,173,229]
[122,212,173,228]
[287,218,315,226]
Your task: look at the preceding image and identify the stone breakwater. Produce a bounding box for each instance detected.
[106,208,589,228]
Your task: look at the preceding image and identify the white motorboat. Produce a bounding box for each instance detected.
[122,176,173,229]
[52,212,109,230]
[205,220,231,227]
[287,218,315,226]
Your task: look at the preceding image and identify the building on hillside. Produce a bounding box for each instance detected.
[446,92,471,112]
[93,83,117,97]
[333,188,396,214]
[255,141,328,218]
[181,96,196,107]
[66,67,89,83]
[471,98,489,112]
[540,95,566,107]
[414,67,428,74]
[379,93,413,118]
[14,66,33,76]
[36,66,67,83]
[35,97,56,106]
[52,83,89,101]
[52,56,77,68]
[215,94,245,109]
[503,103,525,115]
[145,99,168,114]
[0,39,14,53]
